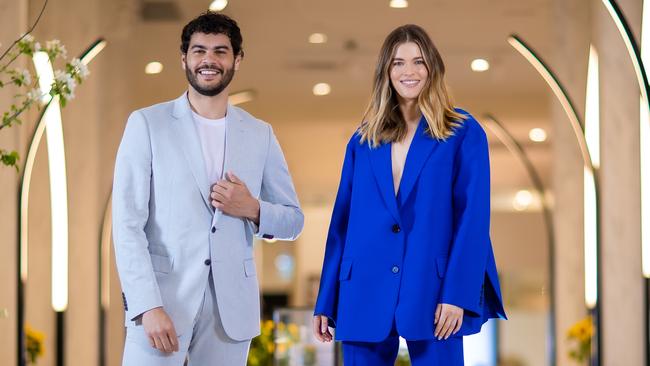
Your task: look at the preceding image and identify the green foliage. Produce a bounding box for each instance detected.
[0,149,19,170]
[0,33,90,171]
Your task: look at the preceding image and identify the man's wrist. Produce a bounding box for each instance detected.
[247,197,261,224]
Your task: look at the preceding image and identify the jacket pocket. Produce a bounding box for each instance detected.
[151,254,172,274]
[244,258,257,277]
[436,257,448,278]
[339,259,352,281]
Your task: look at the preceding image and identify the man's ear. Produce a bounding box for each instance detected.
[181,53,186,70]
[234,54,242,71]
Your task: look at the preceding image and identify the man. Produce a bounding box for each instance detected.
[112,12,304,365]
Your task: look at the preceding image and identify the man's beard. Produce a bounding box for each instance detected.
[185,61,235,97]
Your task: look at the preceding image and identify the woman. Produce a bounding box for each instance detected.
[313,24,506,365]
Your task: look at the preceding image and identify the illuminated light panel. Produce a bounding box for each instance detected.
[641,0,650,278]
[33,52,69,312]
[513,190,534,211]
[24,40,106,311]
[309,33,327,44]
[209,0,227,11]
[584,45,599,309]
[228,89,256,105]
[471,58,490,72]
[312,83,331,96]
[509,34,600,309]
[529,128,547,142]
[389,0,408,8]
[145,61,163,75]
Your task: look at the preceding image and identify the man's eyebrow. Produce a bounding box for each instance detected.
[190,44,231,50]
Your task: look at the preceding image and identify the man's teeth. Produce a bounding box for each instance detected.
[199,70,218,75]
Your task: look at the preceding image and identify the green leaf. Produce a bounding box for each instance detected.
[1,150,20,171]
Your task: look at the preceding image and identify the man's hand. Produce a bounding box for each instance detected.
[211,172,260,223]
[434,303,464,340]
[142,307,179,353]
[312,315,333,342]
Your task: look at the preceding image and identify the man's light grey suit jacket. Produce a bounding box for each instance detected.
[112,93,304,341]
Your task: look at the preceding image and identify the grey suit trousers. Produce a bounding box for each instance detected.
[122,271,251,366]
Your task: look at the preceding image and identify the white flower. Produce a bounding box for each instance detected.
[46,39,61,49]
[34,42,41,52]
[17,34,38,53]
[54,70,77,95]
[59,44,67,59]
[46,39,67,59]
[26,87,42,102]
[62,89,75,100]
[20,69,32,85]
[70,58,89,79]
[54,70,76,101]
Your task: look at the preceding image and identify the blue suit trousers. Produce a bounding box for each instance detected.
[342,322,464,366]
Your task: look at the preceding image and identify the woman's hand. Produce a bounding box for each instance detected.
[434,303,463,340]
[313,315,333,342]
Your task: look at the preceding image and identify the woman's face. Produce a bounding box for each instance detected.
[389,42,428,103]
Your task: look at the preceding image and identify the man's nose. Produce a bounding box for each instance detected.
[201,53,219,65]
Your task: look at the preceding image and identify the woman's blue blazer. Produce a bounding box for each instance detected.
[314,109,507,342]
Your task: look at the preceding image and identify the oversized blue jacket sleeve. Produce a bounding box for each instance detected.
[313,135,356,325]
[441,119,492,317]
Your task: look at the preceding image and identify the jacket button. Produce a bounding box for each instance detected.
[392,224,400,233]
[392,266,400,274]
[211,227,216,233]
[204,259,211,266]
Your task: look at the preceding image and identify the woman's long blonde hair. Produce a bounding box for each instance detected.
[359,24,465,147]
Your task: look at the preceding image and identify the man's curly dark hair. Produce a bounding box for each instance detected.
[180,11,244,57]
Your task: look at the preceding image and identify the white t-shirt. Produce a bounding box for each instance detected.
[191,111,226,184]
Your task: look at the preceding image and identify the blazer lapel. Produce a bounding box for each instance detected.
[210,104,246,226]
[367,141,401,224]
[171,93,212,213]
[397,116,439,206]
[222,104,245,178]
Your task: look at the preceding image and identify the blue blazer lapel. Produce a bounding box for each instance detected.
[171,94,212,213]
[398,117,439,206]
[367,141,401,224]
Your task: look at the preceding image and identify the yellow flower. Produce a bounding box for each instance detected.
[287,323,299,339]
[277,322,286,332]
[25,323,46,363]
[566,316,592,362]
[567,316,593,341]
[263,320,274,332]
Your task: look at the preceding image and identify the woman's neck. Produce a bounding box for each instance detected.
[398,98,421,131]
